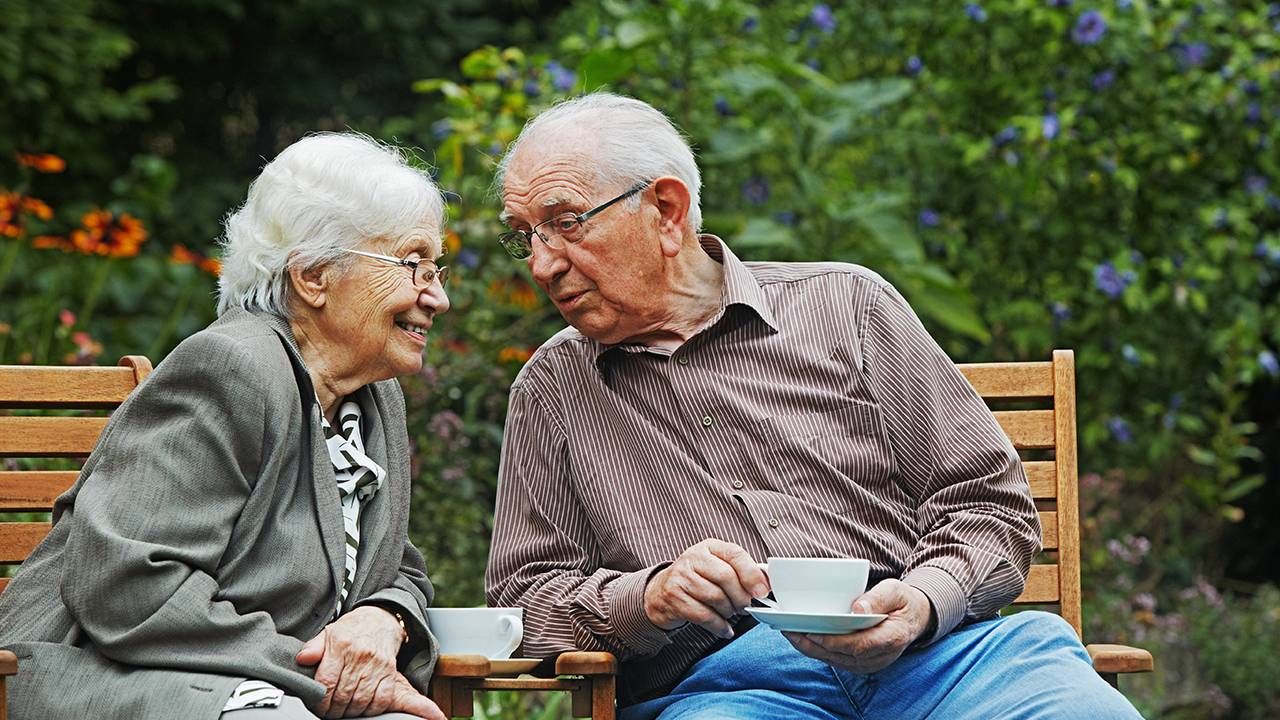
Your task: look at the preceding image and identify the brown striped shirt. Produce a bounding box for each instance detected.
[485,236,1040,704]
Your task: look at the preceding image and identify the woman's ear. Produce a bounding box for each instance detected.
[288,258,329,310]
[652,177,691,257]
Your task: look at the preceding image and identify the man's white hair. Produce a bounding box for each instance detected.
[216,132,445,317]
[497,92,703,231]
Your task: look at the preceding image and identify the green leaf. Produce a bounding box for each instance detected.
[615,20,657,49]
[734,218,796,250]
[704,127,773,163]
[577,49,634,89]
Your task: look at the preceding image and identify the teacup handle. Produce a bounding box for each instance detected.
[496,614,524,658]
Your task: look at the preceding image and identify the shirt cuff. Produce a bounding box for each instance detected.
[902,565,967,645]
[606,563,676,657]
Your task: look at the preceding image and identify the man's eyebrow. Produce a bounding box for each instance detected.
[499,195,575,226]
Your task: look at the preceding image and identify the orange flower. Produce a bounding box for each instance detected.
[21,197,52,221]
[1,191,55,237]
[198,257,222,276]
[16,153,66,173]
[444,229,462,255]
[59,309,76,328]
[32,235,70,250]
[70,209,148,258]
[171,243,222,277]
[497,346,534,364]
[486,277,542,310]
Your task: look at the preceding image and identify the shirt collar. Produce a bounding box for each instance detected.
[590,234,778,364]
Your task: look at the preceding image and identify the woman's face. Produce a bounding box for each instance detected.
[319,230,450,382]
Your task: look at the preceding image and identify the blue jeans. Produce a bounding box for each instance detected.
[620,611,1143,720]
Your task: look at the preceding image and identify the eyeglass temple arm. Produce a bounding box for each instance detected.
[578,181,651,222]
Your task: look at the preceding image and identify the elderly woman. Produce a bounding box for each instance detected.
[0,133,450,720]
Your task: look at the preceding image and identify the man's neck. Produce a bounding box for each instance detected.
[625,239,725,351]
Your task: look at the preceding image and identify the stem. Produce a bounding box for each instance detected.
[78,258,113,328]
[146,279,195,359]
[0,239,21,295]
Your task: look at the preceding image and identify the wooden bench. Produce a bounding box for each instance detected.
[0,350,1151,719]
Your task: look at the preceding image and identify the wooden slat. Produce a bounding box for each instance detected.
[993,410,1055,449]
[1012,564,1060,603]
[958,362,1054,398]
[1087,644,1154,674]
[0,416,107,457]
[0,365,139,408]
[0,578,8,594]
[471,678,585,691]
[1053,349,1083,637]
[1025,461,1056,499]
[1039,511,1058,549]
[0,522,52,563]
[0,470,77,511]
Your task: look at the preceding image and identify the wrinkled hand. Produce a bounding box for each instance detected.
[784,579,933,674]
[643,539,769,639]
[296,605,419,718]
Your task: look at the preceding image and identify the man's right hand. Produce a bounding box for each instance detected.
[643,539,770,639]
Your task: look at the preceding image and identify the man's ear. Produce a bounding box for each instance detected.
[652,177,691,257]
[288,258,329,310]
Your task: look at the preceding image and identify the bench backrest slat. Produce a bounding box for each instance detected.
[0,356,152,590]
[957,350,1083,637]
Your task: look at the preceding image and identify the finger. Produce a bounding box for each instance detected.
[365,673,397,716]
[390,675,447,720]
[706,540,770,598]
[851,579,907,614]
[665,588,735,638]
[783,632,846,666]
[689,559,755,612]
[328,658,371,719]
[671,567,741,620]
[296,630,327,666]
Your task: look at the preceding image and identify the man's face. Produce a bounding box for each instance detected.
[501,148,668,344]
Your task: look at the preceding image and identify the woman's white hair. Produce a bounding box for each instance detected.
[216,132,445,317]
[497,93,703,231]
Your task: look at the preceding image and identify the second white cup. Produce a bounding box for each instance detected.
[425,607,524,658]
[761,557,870,614]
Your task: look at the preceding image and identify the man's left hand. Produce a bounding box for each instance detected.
[783,579,933,674]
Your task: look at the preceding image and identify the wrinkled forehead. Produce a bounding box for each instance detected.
[500,138,603,217]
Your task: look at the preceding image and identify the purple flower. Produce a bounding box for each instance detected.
[905,55,924,76]
[773,210,798,226]
[457,249,480,269]
[545,60,576,92]
[1256,241,1272,259]
[1117,0,1132,9]
[1246,174,1268,195]
[1051,301,1072,323]
[742,17,759,32]
[1176,42,1210,69]
[994,126,1019,147]
[805,58,822,71]
[1092,68,1116,91]
[918,209,940,227]
[1213,208,1229,229]
[1108,416,1134,444]
[1043,113,1061,140]
[1261,350,1280,377]
[1246,102,1262,125]
[742,176,771,205]
[486,142,503,157]
[810,4,837,33]
[714,97,735,117]
[1003,150,1020,166]
[1244,80,1261,96]
[1047,0,1073,6]
[965,4,988,22]
[1094,261,1131,299]
[1121,344,1140,365]
[522,80,541,98]
[1072,10,1107,44]
[430,119,452,140]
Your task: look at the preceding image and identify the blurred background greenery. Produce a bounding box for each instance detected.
[2,0,1278,717]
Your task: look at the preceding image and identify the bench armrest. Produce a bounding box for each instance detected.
[434,654,491,678]
[1086,644,1153,674]
[0,649,16,676]
[555,651,617,676]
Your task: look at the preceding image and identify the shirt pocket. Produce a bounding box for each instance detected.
[740,401,893,513]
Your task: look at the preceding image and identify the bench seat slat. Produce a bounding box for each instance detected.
[0,471,77,511]
[0,417,107,457]
[1025,461,1055,499]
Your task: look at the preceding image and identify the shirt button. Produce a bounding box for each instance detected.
[677,357,689,366]
[732,480,744,489]
[701,415,714,427]
[768,518,780,528]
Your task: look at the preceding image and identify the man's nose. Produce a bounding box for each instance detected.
[527,238,569,287]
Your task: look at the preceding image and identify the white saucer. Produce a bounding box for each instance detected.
[746,607,888,634]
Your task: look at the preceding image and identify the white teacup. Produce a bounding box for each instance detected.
[760,557,870,614]
[425,607,524,658]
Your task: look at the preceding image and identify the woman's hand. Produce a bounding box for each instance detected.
[296,605,419,718]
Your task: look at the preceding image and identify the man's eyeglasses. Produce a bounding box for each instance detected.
[497,180,651,260]
[341,248,449,288]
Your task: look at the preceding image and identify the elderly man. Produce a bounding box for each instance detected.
[485,93,1141,719]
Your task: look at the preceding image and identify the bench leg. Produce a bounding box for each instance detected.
[592,675,615,720]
